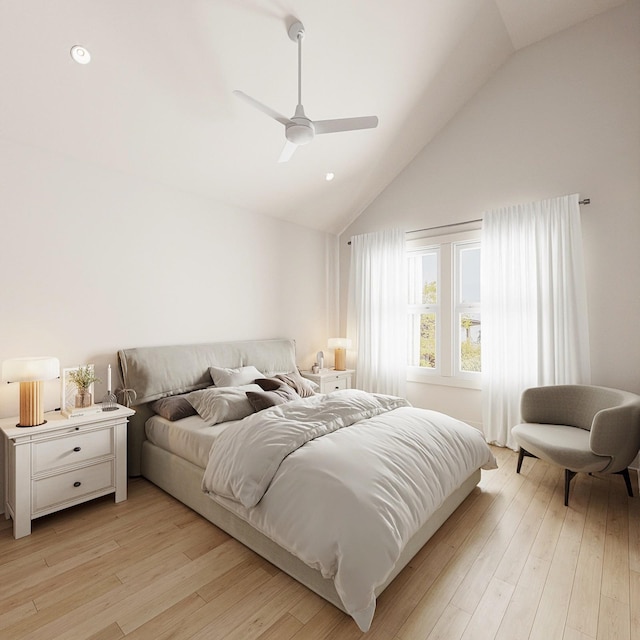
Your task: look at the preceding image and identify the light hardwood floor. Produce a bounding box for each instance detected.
[0,446,638,640]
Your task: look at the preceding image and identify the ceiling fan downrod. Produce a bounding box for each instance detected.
[288,21,305,107]
[285,21,313,146]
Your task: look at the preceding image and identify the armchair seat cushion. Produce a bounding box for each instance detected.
[512,423,611,473]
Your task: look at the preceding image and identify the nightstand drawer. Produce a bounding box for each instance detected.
[33,460,114,513]
[32,428,113,473]
[326,377,348,392]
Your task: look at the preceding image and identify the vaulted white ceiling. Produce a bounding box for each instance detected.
[0,0,626,234]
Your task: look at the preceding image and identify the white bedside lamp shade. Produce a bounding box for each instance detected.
[2,357,60,427]
[327,338,352,371]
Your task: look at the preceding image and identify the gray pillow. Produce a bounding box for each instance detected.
[254,377,285,392]
[209,365,265,387]
[247,382,300,412]
[272,371,318,397]
[186,384,262,425]
[150,395,198,421]
[246,391,287,412]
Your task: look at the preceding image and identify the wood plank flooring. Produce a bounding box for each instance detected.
[0,446,638,639]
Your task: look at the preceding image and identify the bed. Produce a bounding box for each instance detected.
[118,338,496,631]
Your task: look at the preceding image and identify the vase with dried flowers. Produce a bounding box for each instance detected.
[68,365,101,408]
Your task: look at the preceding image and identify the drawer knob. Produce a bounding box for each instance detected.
[73,481,82,488]
[73,447,81,452]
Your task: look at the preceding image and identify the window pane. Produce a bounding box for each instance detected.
[421,253,437,304]
[408,251,437,304]
[459,313,481,372]
[459,246,481,304]
[421,312,437,368]
[408,312,437,368]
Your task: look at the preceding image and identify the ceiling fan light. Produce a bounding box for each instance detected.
[286,123,314,145]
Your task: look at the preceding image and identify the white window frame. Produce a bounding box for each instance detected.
[406,227,481,389]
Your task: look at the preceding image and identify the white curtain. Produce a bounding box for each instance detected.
[347,229,406,396]
[481,194,591,448]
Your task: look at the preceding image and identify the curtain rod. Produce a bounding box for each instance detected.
[346,198,590,245]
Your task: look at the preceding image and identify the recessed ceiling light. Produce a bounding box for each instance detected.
[70,45,91,65]
[325,172,335,182]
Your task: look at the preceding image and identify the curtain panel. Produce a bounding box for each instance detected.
[481,194,591,448]
[347,229,406,396]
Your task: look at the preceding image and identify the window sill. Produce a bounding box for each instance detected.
[406,370,482,390]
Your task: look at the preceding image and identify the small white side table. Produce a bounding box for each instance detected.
[1,404,134,538]
[300,369,354,394]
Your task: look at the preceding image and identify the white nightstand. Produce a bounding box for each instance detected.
[300,369,354,394]
[0,404,134,538]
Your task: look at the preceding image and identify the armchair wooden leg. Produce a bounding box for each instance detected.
[564,469,577,506]
[516,447,537,474]
[617,468,634,497]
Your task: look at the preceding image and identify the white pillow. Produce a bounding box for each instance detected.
[209,365,264,387]
[187,384,262,425]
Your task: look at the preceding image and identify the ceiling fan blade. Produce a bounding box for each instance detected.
[278,140,298,163]
[314,115,379,135]
[233,90,292,126]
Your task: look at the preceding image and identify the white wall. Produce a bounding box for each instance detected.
[339,1,640,426]
[0,139,337,419]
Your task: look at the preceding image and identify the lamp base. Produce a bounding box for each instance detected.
[19,380,45,427]
[334,348,346,371]
[16,420,47,428]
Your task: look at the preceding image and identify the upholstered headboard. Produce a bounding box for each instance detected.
[118,338,297,475]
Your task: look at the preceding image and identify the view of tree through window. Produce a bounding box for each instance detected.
[460,313,481,371]
[407,250,438,368]
[420,312,436,367]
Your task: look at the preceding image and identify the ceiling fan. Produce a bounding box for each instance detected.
[233,20,379,163]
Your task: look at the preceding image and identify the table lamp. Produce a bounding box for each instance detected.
[2,356,60,427]
[327,338,352,371]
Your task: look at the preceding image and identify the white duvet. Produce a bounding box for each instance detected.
[202,389,497,631]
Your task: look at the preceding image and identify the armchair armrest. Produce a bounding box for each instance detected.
[590,404,640,471]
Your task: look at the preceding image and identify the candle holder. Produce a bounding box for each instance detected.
[101,391,118,411]
[101,364,117,411]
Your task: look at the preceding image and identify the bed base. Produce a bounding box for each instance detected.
[141,439,480,612]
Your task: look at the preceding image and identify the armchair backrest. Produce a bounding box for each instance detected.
[520,385,632,430]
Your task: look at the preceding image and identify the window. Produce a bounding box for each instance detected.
[407,230,481,387]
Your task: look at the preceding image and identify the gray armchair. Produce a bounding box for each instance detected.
[512,385,640,506]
